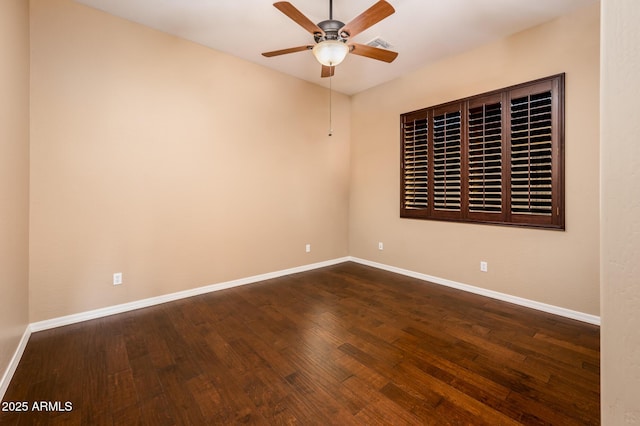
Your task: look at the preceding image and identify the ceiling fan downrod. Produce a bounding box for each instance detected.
[316,0,346,43]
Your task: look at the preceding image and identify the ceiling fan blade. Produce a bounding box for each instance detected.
[340,0,395,39]
[349,43,398,63]
[274,2,325,36]
[262,45,313,57]
[321,65,335,78]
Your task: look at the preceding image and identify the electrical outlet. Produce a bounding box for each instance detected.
[480,261,488,272]
[305,244,311,253]
[378,242,384,250]
[113,272,123,285]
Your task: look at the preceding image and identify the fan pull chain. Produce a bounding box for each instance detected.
[328,74,333,136]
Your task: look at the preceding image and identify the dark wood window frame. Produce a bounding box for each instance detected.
[401,74,565,230]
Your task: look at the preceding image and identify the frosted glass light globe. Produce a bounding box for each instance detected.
[312,40,349,66]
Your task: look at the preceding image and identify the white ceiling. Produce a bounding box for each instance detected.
[74,0,597,95]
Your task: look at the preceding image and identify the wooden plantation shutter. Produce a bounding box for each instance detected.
[402,113,429,211]
[400,74,564,229]
[432,104,462,219]
[467,94,504,221]
[507,78,563,227]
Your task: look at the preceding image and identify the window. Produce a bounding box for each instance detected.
[401,74,564,229]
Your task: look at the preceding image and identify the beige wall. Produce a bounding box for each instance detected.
[601,0,640,422]
[24,0,602,323]
[349,4,600,315]
[28,0,351,322]
[15,0,640,421]
[9,0,640,421]
[0,0,30,383]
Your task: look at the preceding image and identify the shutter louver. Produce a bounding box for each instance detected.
[433,111,461,211]
[402,117,429,210]
[510,91,553,216]
[468,102,502,213]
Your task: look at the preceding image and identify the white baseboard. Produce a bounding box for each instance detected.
[3,254,598,401]
[27,255,601,332]
[9,259,349,400]
[0,326,31,402]
[30,257,350,333]
[348,257,600,325]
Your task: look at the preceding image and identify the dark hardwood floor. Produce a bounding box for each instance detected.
[1,262,600,425]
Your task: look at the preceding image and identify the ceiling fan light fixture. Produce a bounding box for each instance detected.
[312,40,349,66]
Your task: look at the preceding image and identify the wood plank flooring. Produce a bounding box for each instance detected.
[0,262,600,425]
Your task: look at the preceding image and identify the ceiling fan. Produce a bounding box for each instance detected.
[262,0,398,78]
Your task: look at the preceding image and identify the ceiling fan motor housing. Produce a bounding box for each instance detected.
[315,19,348,43]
